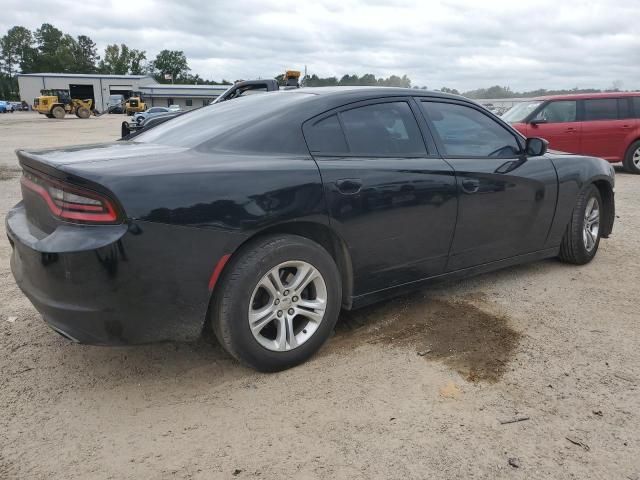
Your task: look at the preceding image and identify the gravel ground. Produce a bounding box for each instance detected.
[1,112,638,479]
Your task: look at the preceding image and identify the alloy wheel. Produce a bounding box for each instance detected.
[633,147,640,169]
[583,196,600,252]
[248,261,327,352]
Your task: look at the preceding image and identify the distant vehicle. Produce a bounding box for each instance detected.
[106,94,125,114]
[168,104,181,112]
[0,101,7,113]
[132,107,170,124]
[125,95,146,115]
[8,87,615,371]
[503,92,640,174]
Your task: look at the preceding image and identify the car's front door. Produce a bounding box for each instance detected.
[527,100,581,153]
[419,100,558,272]
[304,98,458,296]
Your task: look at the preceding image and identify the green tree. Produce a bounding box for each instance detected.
[100,44,132,74]
[72,35,99,73]
[0,26,34,77]
[151,50,190,82]
[32,23,78,72]
[129,49,146,75]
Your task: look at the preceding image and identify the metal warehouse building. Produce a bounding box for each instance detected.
[139,84,228,109]
[18,73,228,112]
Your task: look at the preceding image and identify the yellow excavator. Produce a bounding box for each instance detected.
[34,89,94,119]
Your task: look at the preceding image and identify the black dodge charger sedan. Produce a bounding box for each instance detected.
[6,87,615,371]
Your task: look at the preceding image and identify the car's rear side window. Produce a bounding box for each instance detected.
[421,101,521,158]
[305,115,348,154]
[339,102,426,156]
[618,98,632,119]
[632,97,640,118]
[583,98,618,121]
[304,101,427,156]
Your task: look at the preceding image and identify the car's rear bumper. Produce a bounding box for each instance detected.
[6,202,240,345]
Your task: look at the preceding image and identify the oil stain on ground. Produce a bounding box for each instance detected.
[332,292,521,383]
[0,166,21,181]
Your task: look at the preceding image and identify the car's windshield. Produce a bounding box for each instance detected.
[501,101,543,123]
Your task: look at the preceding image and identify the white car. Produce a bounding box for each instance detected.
[168,104,181,112]
[132,107,170,124]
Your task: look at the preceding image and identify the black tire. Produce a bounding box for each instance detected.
[623,140,640,174]
[76,106,90,119]
[45,114,54,118]
[559,184,603,265]
[212,234,342,372]
[51,106,65,119]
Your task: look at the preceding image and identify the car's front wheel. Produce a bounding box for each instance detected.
[212,234,342,371]
[559,184,602,265]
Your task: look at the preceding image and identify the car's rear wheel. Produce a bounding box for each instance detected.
[623,140,640,174]
[212,234,342,372]
[559,184,602,265]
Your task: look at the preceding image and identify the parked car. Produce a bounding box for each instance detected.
[503,92,640,173]
[168,104,181,112]
[7,88,615,371]
[106,94,125,114]
[132,106,170,124]
[0,100,15,113]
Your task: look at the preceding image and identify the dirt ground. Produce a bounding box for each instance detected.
[0,112,638,479]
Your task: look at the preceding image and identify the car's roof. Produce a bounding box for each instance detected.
[291,85,466,101]
[532,91,640,101]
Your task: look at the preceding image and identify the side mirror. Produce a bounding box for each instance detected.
[530,118,547,126]
[525,137,548,157]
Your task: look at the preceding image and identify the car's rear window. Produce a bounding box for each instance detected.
[133,92,312,153]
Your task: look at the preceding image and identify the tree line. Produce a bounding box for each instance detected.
[0,23,233,99]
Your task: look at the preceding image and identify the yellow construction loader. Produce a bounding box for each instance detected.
[125,94,146,115]
[34,89,94,119]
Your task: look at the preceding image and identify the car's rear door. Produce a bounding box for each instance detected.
[418,99,558,272]
[304,98,458,296]
[579,97,635,162]
[527,100,581,153]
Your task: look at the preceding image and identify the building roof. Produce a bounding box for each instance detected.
[141,83,230,90]
[18,73,153,79]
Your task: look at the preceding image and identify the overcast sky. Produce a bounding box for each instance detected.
[4,0,640,91]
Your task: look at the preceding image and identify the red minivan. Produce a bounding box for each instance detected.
[503,92,640,173]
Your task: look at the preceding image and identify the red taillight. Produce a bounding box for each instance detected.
[21,170,120,224]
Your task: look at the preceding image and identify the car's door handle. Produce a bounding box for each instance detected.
[335,178,362,195]
[565,127,577,133]
[461,178,480,194]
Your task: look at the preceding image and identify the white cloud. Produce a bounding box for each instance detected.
[3,0,639,91]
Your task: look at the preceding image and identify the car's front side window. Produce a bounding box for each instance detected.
[421,101,521,158]
[532,101,577,123]
[339,102,426,156]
